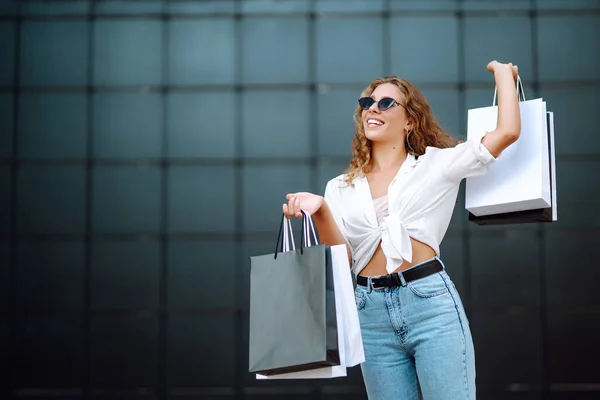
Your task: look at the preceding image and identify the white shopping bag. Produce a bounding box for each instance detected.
[256,212,365,379]
[465,77,557,225]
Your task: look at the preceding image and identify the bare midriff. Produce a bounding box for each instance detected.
[358,238,436,277]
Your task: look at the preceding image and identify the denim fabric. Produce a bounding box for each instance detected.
[355,258,475,399]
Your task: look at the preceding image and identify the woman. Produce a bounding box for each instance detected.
[282,60,520,399]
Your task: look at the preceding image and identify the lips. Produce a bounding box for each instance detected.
[366,117,385,127]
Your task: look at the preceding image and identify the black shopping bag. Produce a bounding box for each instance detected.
[248,213,340,376]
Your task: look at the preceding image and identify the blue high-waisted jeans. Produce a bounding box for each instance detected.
[355,258,475,399]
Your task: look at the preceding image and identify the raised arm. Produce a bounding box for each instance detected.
[481,60,522,158]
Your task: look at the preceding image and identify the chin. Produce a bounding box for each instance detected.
[365,127,390,142]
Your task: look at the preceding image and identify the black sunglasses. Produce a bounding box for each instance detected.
[358,96,406,111]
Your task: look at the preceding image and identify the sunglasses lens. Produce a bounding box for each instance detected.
[378,98,396,110]
[358,97,375,109]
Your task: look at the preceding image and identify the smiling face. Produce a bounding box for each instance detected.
[362,83,412,143]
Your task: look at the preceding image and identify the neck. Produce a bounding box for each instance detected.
[369,139,408,173]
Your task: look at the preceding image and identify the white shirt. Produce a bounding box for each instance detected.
[324,138,496,276]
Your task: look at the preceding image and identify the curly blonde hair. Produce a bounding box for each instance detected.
[343,76,460,185]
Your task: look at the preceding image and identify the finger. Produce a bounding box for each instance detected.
[295,197,302,218]
[288,196,296,216]
[283,203,290,219]
[286,193,293,200]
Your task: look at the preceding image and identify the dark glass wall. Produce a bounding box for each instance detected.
[1,0,599,399]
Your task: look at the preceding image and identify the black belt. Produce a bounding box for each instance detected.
[356,258,443,290]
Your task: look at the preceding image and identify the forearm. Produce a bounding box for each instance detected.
[313,201,352,262]
[495,67,521,137]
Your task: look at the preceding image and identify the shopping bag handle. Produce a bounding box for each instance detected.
[274,213,296,259]
[300,209,319,249]
[273,211,319,259]
[492,75,526,107]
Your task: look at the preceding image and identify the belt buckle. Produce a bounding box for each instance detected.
[370,278,384,290]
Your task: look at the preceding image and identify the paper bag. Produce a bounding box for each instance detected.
[248,214,339,376]
[256,212,365,379]
[465,77,557,225]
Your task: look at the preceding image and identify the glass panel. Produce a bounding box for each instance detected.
[93,92,162,158]
[16,240,85,311]
[462,0,530,10]
[390,0,458,11]
[20,21,88,86]
[0,242,7,310]
[91,394,156,400]
[315,0,384,13]
[470,311,542,385]
[0,0,18,15]
[547,311,600,383]
[464,16,533,82]
[316,17,383,84]
[90,316,158,386]
[21,1,90,15]
[243,0,309,13]
[167,314,235,386]
[91,241,160,309]
[92,166,161,233]
[0,317,5,390]
[242,164,311,232]
[540,85,600,156]
[167,166,236,233]
[168,396,234,400]
[419,89,460,137]
[166,91,236,158]
[0,94,12,159]
[546,230,600,307]
[94,20,162,85]
[16,166,85,234]
[0,21,14,85]
[0,167,9,235]
[167,240,236,309]
[536,0,600,10]
[316,88,357,157]
[168,19,235,85]
[166,0,235,14]
[242,89,311,157]
[537,15,600,81]
[390,16,458,83]
[15,316,84,387]
[95,1,163,14]
[242,18,309,84]
[469,232,540,308]
[19,93,88,159]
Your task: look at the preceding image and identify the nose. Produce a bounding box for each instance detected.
[368,100,381,113]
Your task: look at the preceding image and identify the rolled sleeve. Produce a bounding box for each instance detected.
[426,137,496,182]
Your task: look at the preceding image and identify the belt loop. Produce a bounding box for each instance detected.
[366,277,373,294]
[436,256,445,270]
[398,272,407,286]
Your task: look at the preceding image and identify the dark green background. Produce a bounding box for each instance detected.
[1,0,599,399]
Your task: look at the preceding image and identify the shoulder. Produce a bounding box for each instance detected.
[327,173,349,187]
[325,173,355,198]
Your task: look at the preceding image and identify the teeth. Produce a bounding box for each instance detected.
[367,119,384,125]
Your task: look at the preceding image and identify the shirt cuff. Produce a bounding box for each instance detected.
[476,136,496,165]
